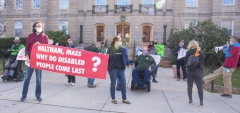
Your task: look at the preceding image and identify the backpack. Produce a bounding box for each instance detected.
[185,50,200,70]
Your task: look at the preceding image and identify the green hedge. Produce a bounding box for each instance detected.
[45,30,69,46]
[0,37,26,57]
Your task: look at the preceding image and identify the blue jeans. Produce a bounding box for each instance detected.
[87,78,95,84]
[22,66,42,99]
[117,78,120,86]
[108,69,126,100]
[155,65,158,75]
[132,69,151,84]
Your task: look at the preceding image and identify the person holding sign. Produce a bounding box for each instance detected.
[148,41,158,83]
[20,21,49,102]
[107,36,131,104]
[64,39,76,86]
[2,37,25,80]
[174,40,187,81]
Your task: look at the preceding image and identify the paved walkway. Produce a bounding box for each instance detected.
[0,67,240,113]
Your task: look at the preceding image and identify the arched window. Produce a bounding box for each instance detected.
[96,24,105,41]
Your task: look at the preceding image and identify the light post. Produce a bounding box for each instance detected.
[163,23,167,46]
[79,23,83,43]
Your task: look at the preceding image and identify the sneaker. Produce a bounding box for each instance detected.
[37,97,42,102]
[152,79,158,83]
[65,82,70,85]
[183,78,187,81]
[200,101,204,107]
[71,83,75,86]
[177,78,181,81]
[189,99,193,105]
[20,97,26,102]
[143,84,148,89]
[220,94,232,98]
[133,84,138,88]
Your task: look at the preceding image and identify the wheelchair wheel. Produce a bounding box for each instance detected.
[16,71,25,82]
[147,81,151,92]
[131,80,134,90]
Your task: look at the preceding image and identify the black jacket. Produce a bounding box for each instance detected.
[84,46,99,53]
[107,46,126,71]
[184,49,204,70]
[174,45,187,60]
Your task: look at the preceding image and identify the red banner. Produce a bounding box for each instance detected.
[30,44,109,79]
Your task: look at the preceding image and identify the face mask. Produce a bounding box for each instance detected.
[142,51,148,56]
[182,43,184,46]
[36,27,43,33]
[230,41,233,45]
[118,42,122,46]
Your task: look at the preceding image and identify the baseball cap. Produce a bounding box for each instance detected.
[229,35,239,40]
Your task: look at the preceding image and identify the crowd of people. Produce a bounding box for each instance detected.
[1,21,240,108]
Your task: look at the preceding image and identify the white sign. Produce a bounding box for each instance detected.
[149,55,161,65]
[178,48,188,59]
[16,48,26,61]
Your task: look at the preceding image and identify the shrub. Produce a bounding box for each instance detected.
[167,20,229,66]
[45,30,70,46]
[0,37,26,57]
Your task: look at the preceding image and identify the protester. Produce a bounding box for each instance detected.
[107,36,131,104]
[154,39,158,44]
[99,42,107,54]
[132,46,156,88]
[84,41,99,88]
[148,41,154,50]
[116,38,130,91]
[135,44,142,58]
[2,37,25,80]
[184,40,204,107]
[21,21,49,102]
[148,42,158,83]
[65,40,76,86]
[174,40,187,81]
[203,35,240,98]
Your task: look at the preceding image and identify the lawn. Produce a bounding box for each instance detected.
[203,66,240,88]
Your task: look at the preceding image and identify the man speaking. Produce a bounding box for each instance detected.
[203,35,240,98]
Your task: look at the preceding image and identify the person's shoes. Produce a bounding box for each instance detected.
[183,78,187,81]
[220,94,232,98]
[200,101,204,107]
[20,97,26,102]
[65,82,70,85]
[189,99,193,105]
[133,84,138,88]
[152,79,158,83]
[71,83,75,86]
[177,78,181,81]
[37,97,42,102]
[116,85,121,91]
[87,84,97,88]
[143,84,148,89]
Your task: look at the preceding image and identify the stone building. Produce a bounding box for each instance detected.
[0,0,239,56]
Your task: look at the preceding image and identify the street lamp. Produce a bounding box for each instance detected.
[79,23,83,43]
[163,23,167,46]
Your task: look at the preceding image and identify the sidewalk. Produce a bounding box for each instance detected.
[0,67,239,113]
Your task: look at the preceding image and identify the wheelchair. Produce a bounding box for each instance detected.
[1,49,25,82]
[130,70,153,92]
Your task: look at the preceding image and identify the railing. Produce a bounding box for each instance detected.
[92,5,109,13]
[114,5,133,13]
[139,4,156,14]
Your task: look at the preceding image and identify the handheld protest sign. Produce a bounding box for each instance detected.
[154,44,164,56]
[30,44,109,79]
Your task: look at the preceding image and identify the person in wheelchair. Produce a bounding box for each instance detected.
[2,37,25,80]
[132,46,156,88]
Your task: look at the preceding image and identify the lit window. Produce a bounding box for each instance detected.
[32,0,40,9]
[186,0,197,7]
[142,0,154,4]
[59,0,69,9]
[96,0,106,5]
[222,0,234,5]
[15,21,22,37]
[118,0,130,5]
[16,0,23,10]
[221,20,234,36]
[0,22,6,37]
[59,21,68,34]
[0,0,6,10]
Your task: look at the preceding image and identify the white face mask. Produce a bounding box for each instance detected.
[36,27,43,33]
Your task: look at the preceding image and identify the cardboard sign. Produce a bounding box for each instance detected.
[149,55,161,65]
[154,44,164,56]
[177,48,188,59]
[16,48,26,61]
[30,44,109,79]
